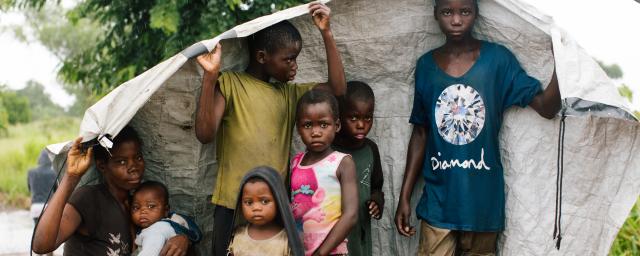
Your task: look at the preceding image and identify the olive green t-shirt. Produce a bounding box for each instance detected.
[212,71,316,209]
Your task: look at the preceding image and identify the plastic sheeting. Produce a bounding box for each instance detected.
[49,0,640,255]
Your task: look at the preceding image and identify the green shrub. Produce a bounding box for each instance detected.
[0,102,8,136]
[0,90,31,124]
[0,117,79,209]
[610,198,640,255]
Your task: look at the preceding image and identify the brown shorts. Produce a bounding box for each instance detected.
[417,221,498,256]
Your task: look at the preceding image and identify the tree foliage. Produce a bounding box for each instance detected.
[12,4,104,61]
[618,84,633,103]
[15,0,307,94]
[0,98,9,135]
[597,60,624,80]
[5,3,117,113]
[0,86,31,124]
[596,60,637,119]
[0,0,15,11]
[16,80,65,120]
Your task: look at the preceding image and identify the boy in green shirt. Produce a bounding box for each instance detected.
[195,3,346,255]
[332,81,384,256]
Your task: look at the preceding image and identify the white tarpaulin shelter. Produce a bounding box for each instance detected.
[49,0,640,255]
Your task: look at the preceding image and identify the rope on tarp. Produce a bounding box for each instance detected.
[97,134,114,157]
[553,112,567,250]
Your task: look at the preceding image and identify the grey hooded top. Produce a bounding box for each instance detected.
[27,149,57,204]
[230,166,305,256]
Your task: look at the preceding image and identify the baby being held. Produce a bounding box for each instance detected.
[132,181,201,256]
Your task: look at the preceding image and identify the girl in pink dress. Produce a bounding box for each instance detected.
[290,90,358,256]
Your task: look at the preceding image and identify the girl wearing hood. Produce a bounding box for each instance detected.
[227,166,304,256]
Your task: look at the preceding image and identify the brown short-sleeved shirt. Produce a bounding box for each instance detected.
[64,184,132,256]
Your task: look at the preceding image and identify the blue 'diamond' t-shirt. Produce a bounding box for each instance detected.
[409,41,542,232]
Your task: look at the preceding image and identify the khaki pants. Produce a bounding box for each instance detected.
[418,221,498,256]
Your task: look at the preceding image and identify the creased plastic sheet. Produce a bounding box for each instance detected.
[49,0,640,255]
[47,0,331,148]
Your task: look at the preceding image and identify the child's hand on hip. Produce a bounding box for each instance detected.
[66,137,93,178]
[309,2,331,32]
[196,43,222,75]
[367,200,381,219]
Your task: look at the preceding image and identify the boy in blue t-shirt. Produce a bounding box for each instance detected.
[394,0,561,254]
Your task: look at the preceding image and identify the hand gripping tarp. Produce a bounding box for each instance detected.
[49,0,640,255]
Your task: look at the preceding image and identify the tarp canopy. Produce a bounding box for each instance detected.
[49,0,640,255]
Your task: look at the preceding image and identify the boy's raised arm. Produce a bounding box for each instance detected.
[195,43,226,144]
[309,2,347,97]
[33,137,90,253]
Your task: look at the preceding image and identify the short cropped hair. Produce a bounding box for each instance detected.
[345,81,375,103]
[434,0,479,11]
[296,89,340,121]
[93,126,143,163]
[134,180,170,205]
[249,20,302,55]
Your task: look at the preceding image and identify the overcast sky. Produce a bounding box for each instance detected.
[0,11,75,108]
[520,0,640,110]
[0,0,639,110]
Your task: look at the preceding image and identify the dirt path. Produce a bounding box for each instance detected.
[0,209,35,255]
[0,208,62,255]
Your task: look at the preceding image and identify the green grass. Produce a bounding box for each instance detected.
[0,117,79,209]
[610,197,640,255]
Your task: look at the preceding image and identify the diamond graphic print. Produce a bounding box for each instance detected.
[435,84,486,145]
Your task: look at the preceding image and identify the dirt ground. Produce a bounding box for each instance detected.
[0,208,62,255]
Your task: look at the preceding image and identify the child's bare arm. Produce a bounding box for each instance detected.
[195,43,226,143]
[32,137,91,253]
[368,140,384,219]
[309,2,347,97]
[314,156,358,256]
[395,125,426,237]
[529,67,561,119]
